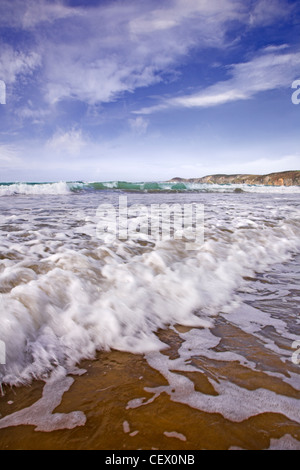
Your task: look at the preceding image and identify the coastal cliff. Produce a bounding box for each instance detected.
[170,171,300,186]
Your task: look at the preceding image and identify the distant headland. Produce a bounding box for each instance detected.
[170,170,300,186]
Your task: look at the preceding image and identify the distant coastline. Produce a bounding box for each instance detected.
[170,170,300,187]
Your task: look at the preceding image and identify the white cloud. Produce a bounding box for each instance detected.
[0,0,256,107]
[136,50,300,114]
[0,45,40,84]
[18,105,50,123]
[44,58,161,106]
[46,129,87,156]
[0,0,82,29]
[129,0,246,36]
[129,117,149,135]
[0,0,297,120]
[41,0,245,106]
[22,0,83,29]
[249,0,294,26]
[261,44,289,54]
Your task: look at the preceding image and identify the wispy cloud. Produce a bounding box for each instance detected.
[1,0,286,109]
[41,0,235,107]
[0,0,82,29]
[249,0,294,26]
[18,105,51,124]
[46,128,87,156]
[129,117,149,135]
[0,45,40,85]
[135,50,300,114]
[129,0,246,38]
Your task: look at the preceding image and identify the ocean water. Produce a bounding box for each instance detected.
[0,181,299,449]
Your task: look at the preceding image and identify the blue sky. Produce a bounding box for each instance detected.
[0,0,299,182]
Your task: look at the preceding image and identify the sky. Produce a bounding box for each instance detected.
[0,0,299,182]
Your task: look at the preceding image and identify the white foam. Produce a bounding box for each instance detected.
[184,183,300,193]
[125,314,300,424]
[132,348,300,424]
[0,182,70,196]
[267,435,300,450]
[123,420,131,433]
[164,431,187,442]
[0,368,86,432]
[0,192,299,389]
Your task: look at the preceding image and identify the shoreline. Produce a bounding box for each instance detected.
[170,170,300,187]
[1,322,300,450]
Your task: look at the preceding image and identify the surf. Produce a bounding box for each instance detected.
[1,181,300,196]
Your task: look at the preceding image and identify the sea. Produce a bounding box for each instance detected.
[0,180,299,450]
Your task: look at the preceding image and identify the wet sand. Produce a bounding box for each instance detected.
[0,322,299,451]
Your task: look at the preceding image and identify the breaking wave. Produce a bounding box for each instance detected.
[0,180,300,196]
